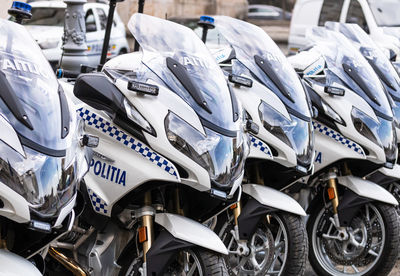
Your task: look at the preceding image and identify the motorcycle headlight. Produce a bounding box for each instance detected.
[351,107,397,162]
[258,101,314,166]
[165,111,249,190]
[0,141,77,219]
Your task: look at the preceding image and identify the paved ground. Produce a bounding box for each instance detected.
[305,261,400,275]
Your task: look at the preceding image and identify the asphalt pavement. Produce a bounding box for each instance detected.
[305,261,400,275]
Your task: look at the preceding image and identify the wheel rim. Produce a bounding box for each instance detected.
[222,213,289,275]
[125,249,204,276]
[174,250,204,276]
[312,203,385,275]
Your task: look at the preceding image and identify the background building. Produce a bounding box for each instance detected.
[117,0,248,23]
[1,0,248,21]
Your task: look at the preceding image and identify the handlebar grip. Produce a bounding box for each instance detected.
[56,69,80,79]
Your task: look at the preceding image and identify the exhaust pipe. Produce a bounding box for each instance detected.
[48,247,87,276]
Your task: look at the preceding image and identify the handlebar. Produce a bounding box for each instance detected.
[56,69,80,79]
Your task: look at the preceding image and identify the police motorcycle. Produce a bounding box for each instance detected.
[288,26,400,276]
[196,16,312,275]
[324,22,400,214]
[0,13,92,276]
[49,13,256,276]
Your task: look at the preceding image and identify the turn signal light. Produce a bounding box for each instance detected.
[138,226,148,243]
[327,187,335,200]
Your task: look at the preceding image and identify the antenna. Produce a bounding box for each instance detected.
[133,0,145,52]
[99,0,125,68]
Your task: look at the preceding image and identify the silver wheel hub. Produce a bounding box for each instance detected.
[312,204,385,275]
[223,214,288,275]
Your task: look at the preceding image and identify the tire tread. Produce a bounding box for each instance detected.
[281,214,309,276]
[199,249,229,275]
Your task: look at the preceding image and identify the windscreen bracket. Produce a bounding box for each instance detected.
[0,71,33,130]
[166,57,211,113]
[254,55,294,103]
[343,63,380,106]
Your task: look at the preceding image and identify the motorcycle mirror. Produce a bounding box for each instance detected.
[228,74,253,88]
[324,86,345,96]
[80,134,99,148]
[312,106,318,119]
[74,73,125,115]
[246,120,259,135]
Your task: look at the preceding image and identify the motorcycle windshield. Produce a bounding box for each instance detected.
[128,13,237,131]
[0,19,68,151]
[306,26,393,119]
[326,22,400,102]
[214,16,311,119]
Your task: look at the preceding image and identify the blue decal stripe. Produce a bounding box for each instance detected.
[87,188,108,214]
[250,135,273,157]
[78,108,178,178]
[312,121,365,156]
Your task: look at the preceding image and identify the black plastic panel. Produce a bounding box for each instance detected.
[0,71,33,129]
[166,57,211,113]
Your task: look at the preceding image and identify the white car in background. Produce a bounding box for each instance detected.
[22,1,129,69]
[288,0,400,60]
[247,4,291,20]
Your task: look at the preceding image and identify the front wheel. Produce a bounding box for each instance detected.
[308,202,400,276]
[219,212,308,275]
[119,247,228,276]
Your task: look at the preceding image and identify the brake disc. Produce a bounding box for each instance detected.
[226,223,276,275]
[318,208,374,266]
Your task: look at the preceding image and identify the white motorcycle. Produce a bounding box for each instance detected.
[289,27,399,276]
[324,22,400,213]
[201,16,312,276]
[0,17,91,274]
[53,13,252,275]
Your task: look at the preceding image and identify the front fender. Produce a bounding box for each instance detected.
[242,184,306,216]
[155,213,228,255]
[377,164,400,181]
[337,175,398,205]
[0,250,42,276]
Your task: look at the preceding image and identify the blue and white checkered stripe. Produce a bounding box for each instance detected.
[250,135,273,157]
[78,108,178,178]
[313,121,365,156]
[87,188,108,214]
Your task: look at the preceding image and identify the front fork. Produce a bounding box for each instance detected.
[327,171,341,228]
[139,191,154,267]
[325,169,349,239]
[230,201,250,256]
[140,188,184,266]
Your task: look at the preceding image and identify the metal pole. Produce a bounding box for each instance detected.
[133,0,145,52]
[99,0,117,66]
[61,0,89,71]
